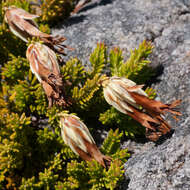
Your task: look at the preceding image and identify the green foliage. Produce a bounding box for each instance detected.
[40,0,76,25]
[0,113,32,189]
[145,87,157,100]
[0,1,157,189]
[110,40,154,83]
[0,25,27,64]
[101,129,130,161]
[39,23,51,34]
[72,73,101,109]
[1,55,29,83]
[120,40,154,83]
[4,70,48,115]
[0,113,31,172]
[0,3,3,23]
[109,47,124,76]
[2,0,30,10]
[61,44,107,110]
[89,43,107,78]
[0,39,155,188]
[61,58,86,84]
[17,129,128,190]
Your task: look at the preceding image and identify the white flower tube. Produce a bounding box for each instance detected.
[101,76,181,141]
[59,113,111,169]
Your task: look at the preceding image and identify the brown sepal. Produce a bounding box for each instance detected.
[125,103,159,131]
[124,97,180,141]
[129,91,181,117]
[42,35,74,56]
[41,81,72,108]
[72,127,112,169]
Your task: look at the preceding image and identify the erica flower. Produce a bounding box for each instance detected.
[26,42,61,85]
[100,76,181,141]
[26,42,71,107]
[4,6,70,55]
[59,113,112,169]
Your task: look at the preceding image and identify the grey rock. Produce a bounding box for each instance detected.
[53,0,190,189]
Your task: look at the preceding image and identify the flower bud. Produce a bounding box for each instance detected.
[59,113,111,168]
[101,76,181,141]
[4,6,70,55]
[26,42,71,108]
[26,42,61,85]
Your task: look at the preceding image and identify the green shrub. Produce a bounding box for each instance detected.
[0,1,156,189]
[40,0,76,25]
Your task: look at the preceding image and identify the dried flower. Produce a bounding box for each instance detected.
[100,76,181,141]
[26,42,71,107]
[59,113,112,169]
[4,6,70,55]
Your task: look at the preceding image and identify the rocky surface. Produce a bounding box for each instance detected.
[53,0,190,189]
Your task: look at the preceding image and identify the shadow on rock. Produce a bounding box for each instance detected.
[155,129,175,146]
[64,15,87,26]
[146,64,164,86]
[118,177,130,190]
[76,0,114,14]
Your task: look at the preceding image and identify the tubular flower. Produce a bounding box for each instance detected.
[100,76,181,141]
[26,42,71,107]
[59,113,112,169]
[4,6,70,55]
